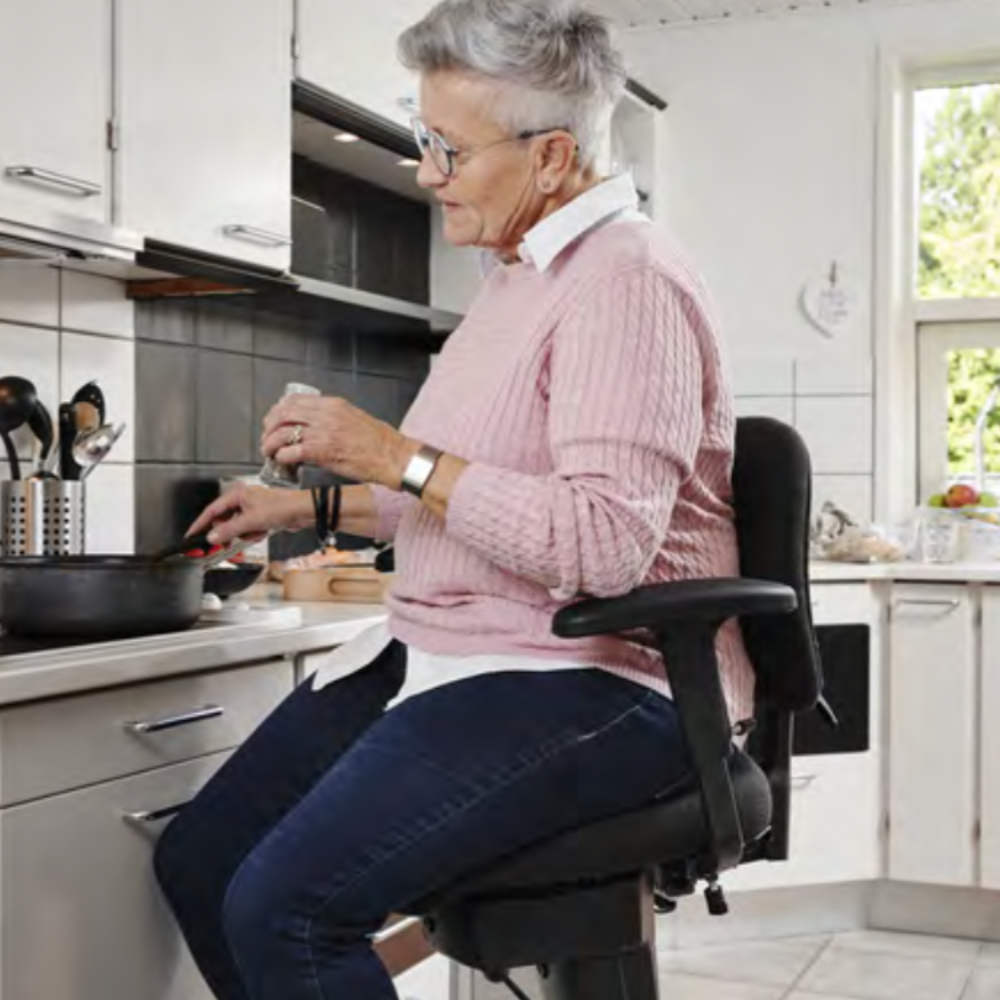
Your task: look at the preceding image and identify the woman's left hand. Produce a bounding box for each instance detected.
[261,394,418,489]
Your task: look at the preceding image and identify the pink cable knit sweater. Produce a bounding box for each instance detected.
[371,220,754,722]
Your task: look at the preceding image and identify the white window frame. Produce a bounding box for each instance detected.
[917,319,1000,499]
[874,49,1000,523]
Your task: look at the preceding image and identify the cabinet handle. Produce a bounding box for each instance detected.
[791,775,817,792]
[124,705,224,734]
[892,598,960,612]
[222,224,292,247]
[5,165,102,198]
[122,801,191,828]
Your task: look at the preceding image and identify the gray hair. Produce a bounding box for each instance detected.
[398,0,627,166]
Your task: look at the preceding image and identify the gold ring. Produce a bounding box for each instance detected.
[287,424,304,446]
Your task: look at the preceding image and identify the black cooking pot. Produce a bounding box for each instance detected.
[0,555,206,639]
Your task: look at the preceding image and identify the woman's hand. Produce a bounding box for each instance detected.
[261,395,418,490]
[187,483,312,547]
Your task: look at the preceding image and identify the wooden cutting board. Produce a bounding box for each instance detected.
[281,566,392,604]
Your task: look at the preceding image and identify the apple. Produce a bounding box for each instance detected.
[928,493,946,508]
[980,492,999,508]
[945,483,980,508]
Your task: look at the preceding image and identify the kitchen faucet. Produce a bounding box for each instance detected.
[974,375,1000,492]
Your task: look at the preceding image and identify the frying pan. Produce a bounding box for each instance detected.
[0,535,251,639]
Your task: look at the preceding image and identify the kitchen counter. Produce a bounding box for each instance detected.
[0,588,385,708]
[810,560,1000,583]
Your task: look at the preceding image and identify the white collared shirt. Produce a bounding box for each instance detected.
[481,173,650,277]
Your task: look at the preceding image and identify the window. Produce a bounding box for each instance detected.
[915,77,1000,501]
[916,82,1000,301]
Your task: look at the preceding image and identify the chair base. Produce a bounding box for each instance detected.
[424,872,655,980]
[533,943,660,1000]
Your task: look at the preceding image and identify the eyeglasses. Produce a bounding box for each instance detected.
[411,118,568,178]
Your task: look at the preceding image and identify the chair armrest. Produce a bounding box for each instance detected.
[553,578,797,639]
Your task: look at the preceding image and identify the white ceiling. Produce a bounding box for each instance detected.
[592,0,959,29]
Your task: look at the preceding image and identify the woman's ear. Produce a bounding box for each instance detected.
[535,132,579,193]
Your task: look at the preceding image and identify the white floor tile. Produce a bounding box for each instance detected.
[965,965,1000,1000]
[981,944,1000,965]
[787,994,869,1000]
[656,971,784,1000]
[658,936,829,988]
[799,947,971,1000]
[832,929,982,961]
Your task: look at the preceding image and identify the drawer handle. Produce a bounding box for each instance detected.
[791,775,817,792]
[893,598,960,614]
[123,801,191,828]
[125,705,224,734]
[222,224,292,247]
[5,165,102,197]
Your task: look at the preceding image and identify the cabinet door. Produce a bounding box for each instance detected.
[118,0,292,269]
[888,585,977,886]
[298,0,434,128]
[0,753,228,1000]
[981,589,1000,889]
[0,0,111,228]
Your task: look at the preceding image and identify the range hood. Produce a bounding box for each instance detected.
[0,210,142,267]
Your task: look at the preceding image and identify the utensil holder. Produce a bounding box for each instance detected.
[1,480,85,556]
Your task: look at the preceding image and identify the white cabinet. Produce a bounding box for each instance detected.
[117,0,293,269]
[981,588,1000,889]
[0,658,295,1000]
[0,0,111,229]
[1,753,227,1000]
[888,584,977,886]
[297,0,435,128]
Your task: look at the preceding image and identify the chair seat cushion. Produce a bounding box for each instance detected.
[406,749,771,912]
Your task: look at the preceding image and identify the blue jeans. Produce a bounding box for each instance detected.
[153,641,692,1000]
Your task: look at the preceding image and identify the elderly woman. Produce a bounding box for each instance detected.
[153,1,753,998]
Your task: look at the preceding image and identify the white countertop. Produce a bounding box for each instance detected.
[809,560,1000,583]
[0,587,386,708]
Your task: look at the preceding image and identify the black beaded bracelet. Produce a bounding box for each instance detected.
[312,485,330,547]
[329,484,343,535]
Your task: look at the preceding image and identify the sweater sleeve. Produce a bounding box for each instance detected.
[445,267,705,600]
[369,484,416,543]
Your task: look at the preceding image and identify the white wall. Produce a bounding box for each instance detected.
[623,0,1000,523]
[0,266,135,553]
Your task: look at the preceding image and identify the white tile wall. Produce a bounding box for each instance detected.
[730,357,795,397]
[61,331,136,464]
[735,396,795,424]
[0,264,59,328]
[796,356,874,396]
[795,396,873,475]
[0,268,135,554]
[61,271,134,339]
[812,475,874,524]
[0,323,60,461]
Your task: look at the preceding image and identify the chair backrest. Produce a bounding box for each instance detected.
[732,417,822,715]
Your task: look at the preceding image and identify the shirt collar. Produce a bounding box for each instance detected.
[479,174,643,277]
[520,173,642,273]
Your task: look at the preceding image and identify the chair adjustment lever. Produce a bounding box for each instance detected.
[500,973,535,1000]
[816,695,839,729]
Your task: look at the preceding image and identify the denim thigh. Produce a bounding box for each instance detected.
[222,668,692,1000]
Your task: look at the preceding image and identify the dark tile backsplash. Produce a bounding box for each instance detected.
[135,295,434,558]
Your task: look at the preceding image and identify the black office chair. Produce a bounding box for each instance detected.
[403,417,824,1000]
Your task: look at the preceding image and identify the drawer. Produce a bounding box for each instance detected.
[0,659,295,805]
[0,752,228,1000]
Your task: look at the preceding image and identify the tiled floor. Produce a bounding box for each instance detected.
[657,930,1000,1000]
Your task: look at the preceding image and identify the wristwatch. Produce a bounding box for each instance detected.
[401,444,444,498]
